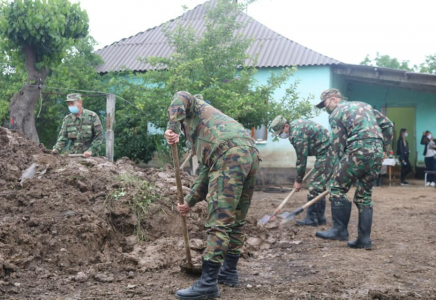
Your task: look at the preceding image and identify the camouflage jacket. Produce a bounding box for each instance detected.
[167,91,257,206]
[54,109,103,155]
[329,100,394,161]
[288,119,331,183]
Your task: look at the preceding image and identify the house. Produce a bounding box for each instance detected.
[96,0,436,184]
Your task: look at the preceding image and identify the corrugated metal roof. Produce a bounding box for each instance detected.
[95,0,341,73]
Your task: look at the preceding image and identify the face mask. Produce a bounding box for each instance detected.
[279,132,289,139]
[405,133,408,137]
[324,98,334,114]
[68,106,79,114]
[428,134,432,140]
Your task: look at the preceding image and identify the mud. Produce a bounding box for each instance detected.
[1,127,436,299]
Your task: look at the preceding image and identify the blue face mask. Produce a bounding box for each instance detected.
[405,133,408,138]
[279,132,289,139]
[69,106,79,114]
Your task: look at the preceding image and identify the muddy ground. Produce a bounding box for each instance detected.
[1,127,435,299]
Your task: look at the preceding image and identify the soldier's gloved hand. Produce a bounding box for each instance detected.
[83,151,92,158]
[177,202,190,216]
[165,130,179,144]
[52,149,59,155]
[293,181,302,192]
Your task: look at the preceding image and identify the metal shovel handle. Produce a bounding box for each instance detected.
[171,143,193,269]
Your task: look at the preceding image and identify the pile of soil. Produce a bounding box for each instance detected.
[0,127,266,287]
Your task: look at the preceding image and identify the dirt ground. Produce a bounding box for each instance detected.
[1,127,436,299]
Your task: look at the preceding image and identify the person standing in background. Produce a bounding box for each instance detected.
[397,128,412,186]
[422,130,436,187]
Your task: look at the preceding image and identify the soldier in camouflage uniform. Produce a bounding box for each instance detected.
[270,116,333,226]
[53,93,103,157]
[165,91,260,300]
[315,89,393,249]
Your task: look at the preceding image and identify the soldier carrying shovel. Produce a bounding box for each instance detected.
[270,116,333,226]
[315,89,393,249]
[165,91,260,300]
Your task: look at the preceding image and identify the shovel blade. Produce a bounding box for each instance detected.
[280,207,304,224]
[257,215,271,226]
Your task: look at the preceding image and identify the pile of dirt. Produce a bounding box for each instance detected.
[0,127,265,283]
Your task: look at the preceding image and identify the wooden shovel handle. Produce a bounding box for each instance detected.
[171,143,193,268]
[301,190,329,210]
[180,150,194,170]
[272,167,315,217]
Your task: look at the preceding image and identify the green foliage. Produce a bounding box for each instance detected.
[419,54,436,74]
[107,173,160,241]
[360,53,415,71]
[128,0,315,130]
[0,0,89,69]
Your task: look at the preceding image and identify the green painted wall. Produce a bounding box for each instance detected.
[332,76,436,166]
[254,66,332,168]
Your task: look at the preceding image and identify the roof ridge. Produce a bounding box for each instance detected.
[96,0,341,72]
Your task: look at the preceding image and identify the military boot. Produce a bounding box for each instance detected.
[316,196,351,241]
[175,260,221,300]
[317,196,327,225]
[296,195,319,226]
[217,253,239,287]
[347,205,373,249]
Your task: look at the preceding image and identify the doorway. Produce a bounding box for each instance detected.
[386,107,416,167]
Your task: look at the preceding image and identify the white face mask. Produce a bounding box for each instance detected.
[428,134,432,140]
[405,133,408,138]
[279,132,289,139]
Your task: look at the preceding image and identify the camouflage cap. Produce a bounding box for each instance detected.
[270,115,287,136]
[66,93,82,102]
[315,88,342,108]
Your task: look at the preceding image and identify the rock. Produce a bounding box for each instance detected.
[75,272,88,283]
[246,284,253,288]
[190,239,205,250]
[290,240,302,245]
[260,243,271,250]
[14,282,21,287]
[247,237,263,248]
[125,235,137,247]
[127,284,136,289]
[94,273,114,283]
[265,221,278,229]
[60,248,67,252]
[127,271,135,279]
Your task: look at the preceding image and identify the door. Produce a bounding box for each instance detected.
[386,107,416,167]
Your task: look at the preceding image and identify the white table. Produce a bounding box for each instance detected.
[382,158,399,186]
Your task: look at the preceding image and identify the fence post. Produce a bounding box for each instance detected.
[106,94,116,162]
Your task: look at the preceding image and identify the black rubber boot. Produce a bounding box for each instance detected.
[296,195,319,226]
[175,260,221,300]
[316,196,351,241]
[348,205,373,249]
[317,196,327,225]
[217,253,239,287]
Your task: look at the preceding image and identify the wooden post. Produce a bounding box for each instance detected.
[106,94,115,162]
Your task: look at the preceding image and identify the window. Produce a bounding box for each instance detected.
[252,124,267,144]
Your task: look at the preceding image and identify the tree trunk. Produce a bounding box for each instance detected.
[9,45,49,144]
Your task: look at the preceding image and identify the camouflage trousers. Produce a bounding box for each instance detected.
[308,148,333,198]
[329,140,383,207]
[203,146,260,264]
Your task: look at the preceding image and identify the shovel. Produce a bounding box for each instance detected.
[257,168,315,226]
[171,143,202,275]
[180,150,194,170]
[280,190,329,224]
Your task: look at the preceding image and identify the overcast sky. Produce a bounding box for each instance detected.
[74,0,436,67]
